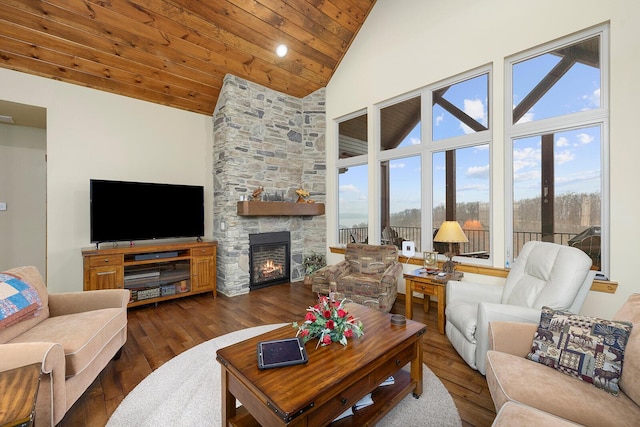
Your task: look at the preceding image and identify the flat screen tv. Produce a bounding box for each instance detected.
[90,179,204,244]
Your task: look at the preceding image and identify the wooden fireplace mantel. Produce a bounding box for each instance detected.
[237,201,325,216]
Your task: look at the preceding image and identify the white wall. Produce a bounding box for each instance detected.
[0,123,46,274]
[326,0,640,318]
[0,68,214,293]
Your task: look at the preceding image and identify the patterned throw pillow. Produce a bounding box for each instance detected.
[0,273,43,329]
[526,306,633,396]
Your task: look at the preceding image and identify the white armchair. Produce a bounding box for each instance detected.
[445,241,595,375]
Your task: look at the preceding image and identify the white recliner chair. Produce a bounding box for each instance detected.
[445,241,595,375]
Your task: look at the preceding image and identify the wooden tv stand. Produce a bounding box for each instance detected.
[82,240,216,307]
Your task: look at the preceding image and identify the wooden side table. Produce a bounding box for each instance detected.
[0,363,41,427]
[404,269,463,334]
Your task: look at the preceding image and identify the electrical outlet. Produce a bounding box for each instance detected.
[402,241,415,257]
[0,202,6,211]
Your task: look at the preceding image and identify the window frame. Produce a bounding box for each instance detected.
[426,66,493,265]
[376,91,424,250]
[504,24,610,274]
[371,65,493,265]
[336,109,370,244]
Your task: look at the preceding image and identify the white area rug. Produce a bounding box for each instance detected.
[107,324,461,426]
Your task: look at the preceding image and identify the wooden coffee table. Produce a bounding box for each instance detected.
[216,303,427,426]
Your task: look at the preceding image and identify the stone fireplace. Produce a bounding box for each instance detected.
[212,75,326,296]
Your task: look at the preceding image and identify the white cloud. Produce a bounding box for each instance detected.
[515,111,535,124]
[576,133,594,145]
[457,183,488,193]
[582,88,601,108]
[465,98,486,122]
[513,146,541,172]
[555,149,575,164]
[410,137,421,145]
[435,113,444,126]
[513,146,541,162]
[556,169,601,187]
[390,162,405,169]
[556,136,569,147]
[514,170,540,183]
[466,164,490,179]
[339,184,361,194]
[460,98,487,134]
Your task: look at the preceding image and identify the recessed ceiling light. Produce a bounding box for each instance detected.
[276,44,288,58]
[0,115,15,124]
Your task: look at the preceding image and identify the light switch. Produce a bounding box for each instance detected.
[0,202,6,211]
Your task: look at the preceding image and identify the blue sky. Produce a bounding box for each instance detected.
[339,43,601,228]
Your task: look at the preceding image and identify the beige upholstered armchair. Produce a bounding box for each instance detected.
[445,241,595,375]
[0,266,129,426]
[310,244,402,312]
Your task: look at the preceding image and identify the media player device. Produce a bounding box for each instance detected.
[257,337,308,370]
[134,251,179,261]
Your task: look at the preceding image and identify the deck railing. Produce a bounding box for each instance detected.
[338,226,578,257]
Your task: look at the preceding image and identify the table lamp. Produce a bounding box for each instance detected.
[433,221,468,273]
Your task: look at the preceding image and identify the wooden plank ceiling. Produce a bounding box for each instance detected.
[0,0,376,115]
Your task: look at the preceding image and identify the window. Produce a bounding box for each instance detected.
[338,111,369,244]
[379,96,422,251]
[433,73,489,141]
[372,70,491,260]
[507,27,608,273]
[338,164,369,244]
[432,145,490,258]
[380,155,422,251]
[338,112,367,159]
[430,70,491,260]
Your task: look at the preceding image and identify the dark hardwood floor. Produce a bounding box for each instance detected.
[59,283,496,426]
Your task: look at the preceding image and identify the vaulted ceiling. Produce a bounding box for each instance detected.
[0,0,376,116]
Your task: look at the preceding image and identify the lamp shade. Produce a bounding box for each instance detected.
[434,221,469,243]
[463,219,483,231]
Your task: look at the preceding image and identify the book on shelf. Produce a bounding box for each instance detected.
[353,392,374,410]
[333,407,353,422]
[332,392,375,422]
[380,375,395,386]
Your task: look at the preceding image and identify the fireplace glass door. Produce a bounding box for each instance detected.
[249,231,290,289]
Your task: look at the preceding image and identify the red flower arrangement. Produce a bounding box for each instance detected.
[293,296,364,348]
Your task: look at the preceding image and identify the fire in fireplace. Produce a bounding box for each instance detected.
[249,231,290,290]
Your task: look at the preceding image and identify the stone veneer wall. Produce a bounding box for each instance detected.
[212,75,326,296]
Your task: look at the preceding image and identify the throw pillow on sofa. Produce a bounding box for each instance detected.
[0,272,43,329]
[526,306,633,395]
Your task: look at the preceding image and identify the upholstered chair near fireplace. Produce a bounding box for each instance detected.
[310,244,402,312]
